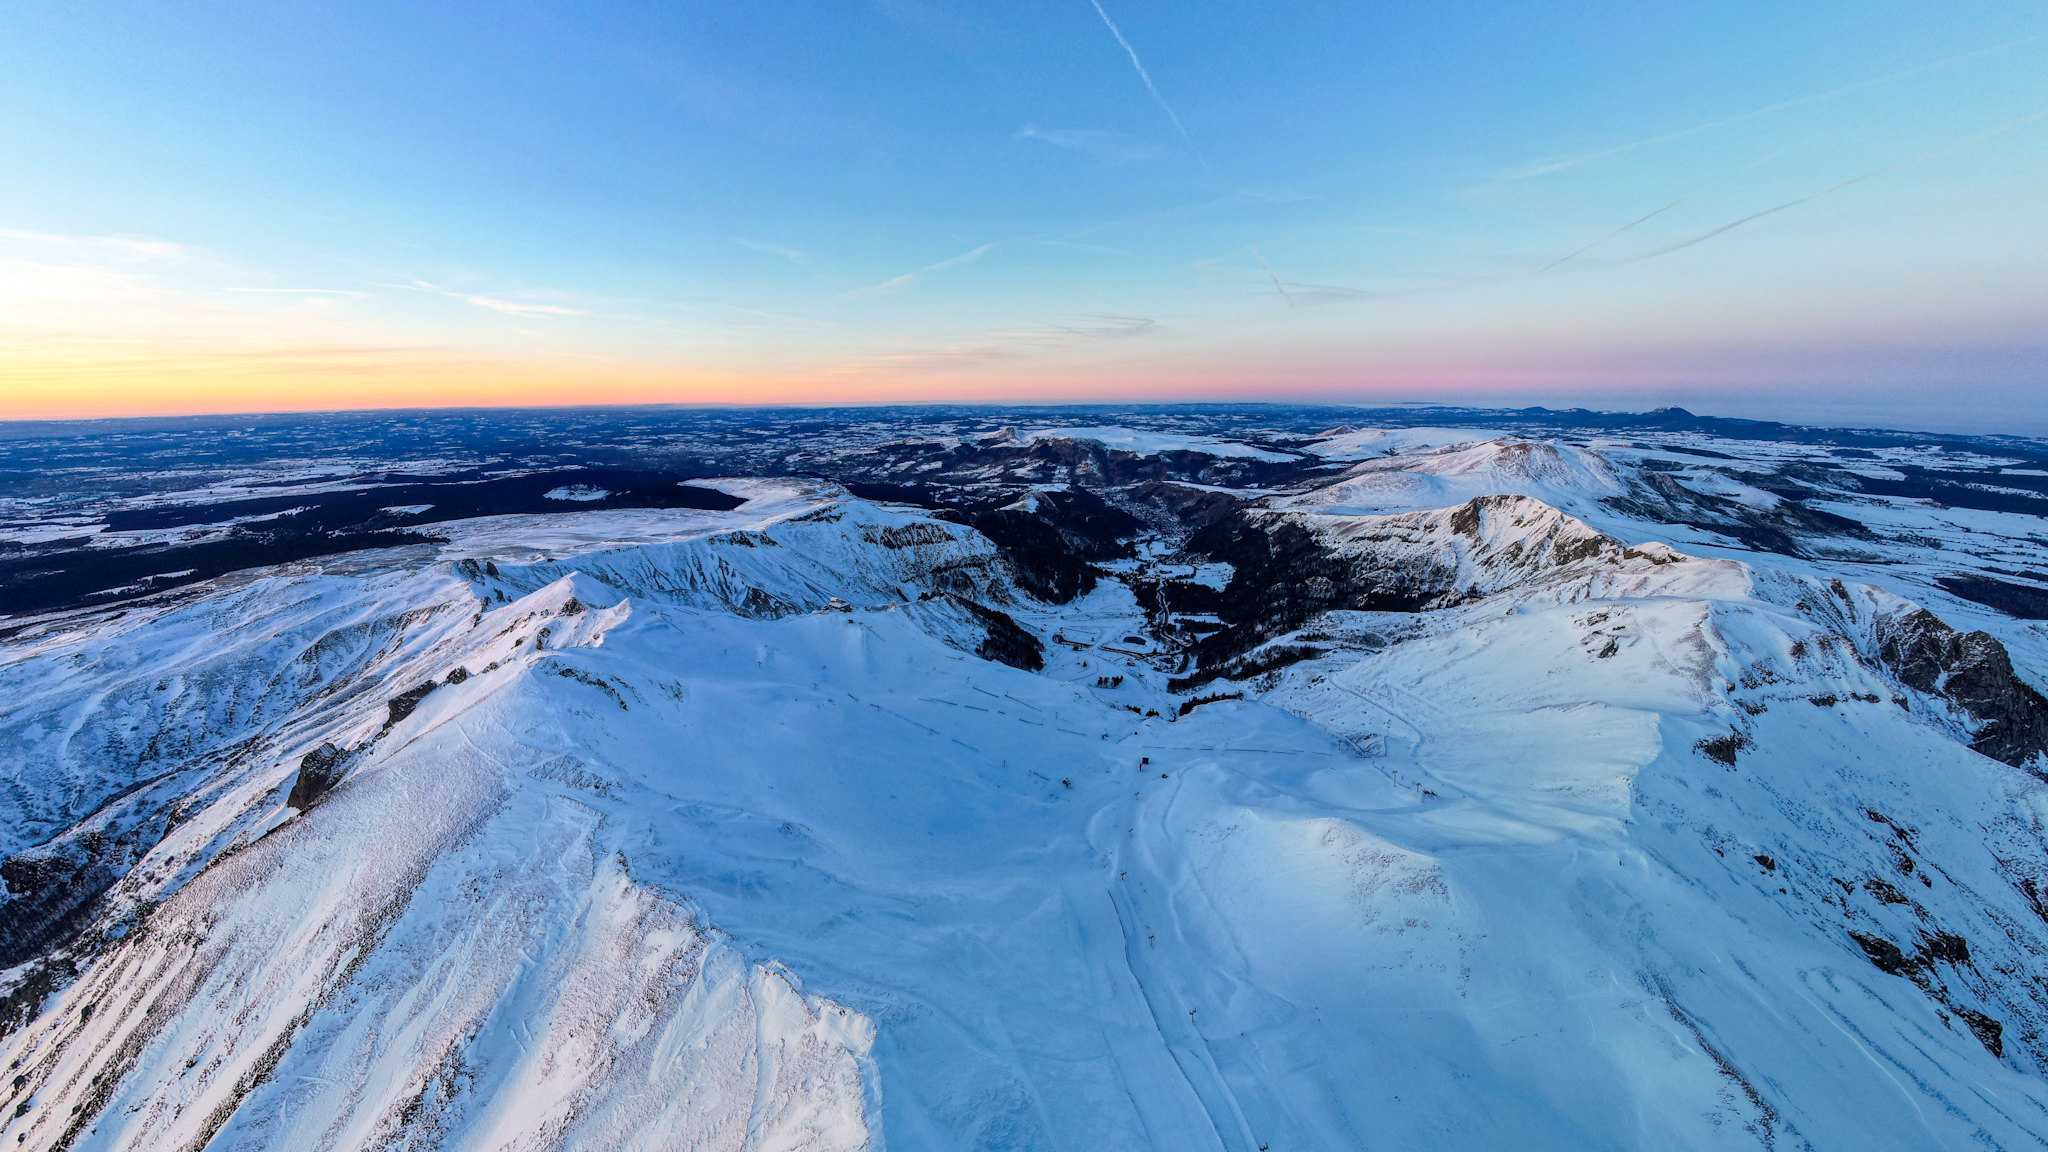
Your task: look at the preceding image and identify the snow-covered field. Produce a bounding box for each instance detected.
[1015,426,1299,462]
[4,414,2048,1150]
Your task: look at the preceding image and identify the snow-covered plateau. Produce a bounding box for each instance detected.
[4,408,2048,1150]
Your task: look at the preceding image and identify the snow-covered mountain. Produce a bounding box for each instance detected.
[4,409,2048,1150]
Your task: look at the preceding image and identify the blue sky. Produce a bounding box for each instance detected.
[1,0,2044,429]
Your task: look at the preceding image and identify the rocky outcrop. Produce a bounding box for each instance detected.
[285,742,350,810]
[1185,494,1690,668]
[950,595,1046,672]
[0,844,119,974]
[1877,608,2048,769]
[1184,513,1435,666]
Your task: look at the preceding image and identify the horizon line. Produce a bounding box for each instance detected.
[0,397,2027,445]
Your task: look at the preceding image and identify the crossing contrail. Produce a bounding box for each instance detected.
[1085,0,1209,172]
[1535,145,1799,274]
[1635,105,2048,262]
[1251,246,1295,304]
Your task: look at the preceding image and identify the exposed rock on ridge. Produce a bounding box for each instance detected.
[1187,493,1697,667]
[1877,608,2048,769]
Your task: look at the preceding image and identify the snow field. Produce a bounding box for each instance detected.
[5,479,2048,1149]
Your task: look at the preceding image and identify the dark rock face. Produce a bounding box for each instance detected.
[381,680,441,731]
[1183,513,1438,670]
[0,848,117,974]
[1878,609,2048,769]
[1696,734,1750,766]
[739,586,799,618]
[1850,931,1915,975]
[0,770,188,972]
[1959,1008,2007,1058]
[1186,496,1627,665]
[1847,926,2004,1057]
[968,488,1141,605]
[0,954,75,1038]
[286,742,349,810]
[950,596,1045,672]
[860,523,958,550]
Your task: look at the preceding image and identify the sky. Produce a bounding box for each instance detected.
[1,0,2044,432]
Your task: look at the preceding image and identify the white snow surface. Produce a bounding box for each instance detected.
[1018,426,1298,461]
[4,479,2048,1150]
[1274,436,1626,517]
[1297,425,1514,460]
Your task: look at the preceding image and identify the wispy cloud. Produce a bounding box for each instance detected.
[224,287,369,297]
[841,242,997,298]
[0,227,419,387]
[407,280,587,317]
[1236,189,1319,204]
[925,245,995,273]
[1017,126,1172,163]
[0,228,192,264]
[1036,313,1155,342]
[1630,104,2048,262]
[1083,0,1208,172]
[1277,282,1382,302]
[468,297,585,317]
[732,238,814,272]
[1029,239,1127,255]
[728,306,837,329]
[825,312,1158,376]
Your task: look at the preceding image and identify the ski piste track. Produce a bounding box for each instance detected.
[3,420,2048,1151]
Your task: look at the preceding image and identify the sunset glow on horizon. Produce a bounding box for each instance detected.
[3,1,2044,432]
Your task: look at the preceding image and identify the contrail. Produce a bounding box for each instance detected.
[1634,104,2048,262]
[1506,35,2040,181]
[841,242,997,298]
[947,231,1124,308]
[1250,246,1294,305]
[1535,145,1798,274]
[1085,0,1209,172]
[1533,196,1693,275]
